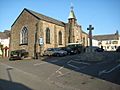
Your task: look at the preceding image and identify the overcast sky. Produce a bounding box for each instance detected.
[0,0,120,35]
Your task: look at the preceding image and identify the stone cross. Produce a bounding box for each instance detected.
[87,25,94,52]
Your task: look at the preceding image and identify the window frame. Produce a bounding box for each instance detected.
[58,31,62,45]
[46,27,50,44]
[20,26,28,45]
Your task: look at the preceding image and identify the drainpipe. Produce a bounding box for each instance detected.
[34,22,39,59]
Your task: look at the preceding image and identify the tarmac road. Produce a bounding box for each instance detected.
[0,52,120,90]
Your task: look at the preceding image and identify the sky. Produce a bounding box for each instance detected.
[0,0,120,35]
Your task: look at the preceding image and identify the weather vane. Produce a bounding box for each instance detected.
[71,2,74,10]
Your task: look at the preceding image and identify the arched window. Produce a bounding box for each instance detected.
[59,31,62,45]
[46,28,50,44]
[20,27,28,45]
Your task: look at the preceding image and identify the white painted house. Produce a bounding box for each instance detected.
[0,30,10,57]
[93,31,120,51]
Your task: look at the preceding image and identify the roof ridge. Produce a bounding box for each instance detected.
[93,34,116,36]
[93,33,118,40]
[25,8,65,26]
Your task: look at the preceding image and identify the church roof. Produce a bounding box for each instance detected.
[93,34,119,41]
[12,8,65,27]
[82,31,88,35]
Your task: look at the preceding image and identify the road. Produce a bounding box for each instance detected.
[0,52,120,90]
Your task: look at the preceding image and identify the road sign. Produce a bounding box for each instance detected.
[39,37,44,45]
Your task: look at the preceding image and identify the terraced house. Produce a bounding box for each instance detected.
[93,31,120,51]
[0,30,10,57]
[10,7,88,58]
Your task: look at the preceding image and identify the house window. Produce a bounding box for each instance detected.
[46,28,50,44]
[59,31,62,45]
[104,46,106,49]
[20,27,28,45]
[109,41,111,44]
[111,46,114,49]
[106,41,108,44]
[112,41,118,44]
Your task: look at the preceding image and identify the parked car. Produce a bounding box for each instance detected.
[53,48,67,56]
[60,47,76,55]
[43,48,67,56]
[43,48,55,56]
[116,46,120,52]
[9,49,29,60]
[67,43,84,54]
[85,46,104,52]
[95,47,104,52]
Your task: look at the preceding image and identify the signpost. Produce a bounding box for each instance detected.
[39,37,44,57]
[39,37,44,45]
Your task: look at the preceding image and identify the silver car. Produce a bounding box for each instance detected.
[53,48,67,56]
[43,48,67,56]
[43,48,55,56]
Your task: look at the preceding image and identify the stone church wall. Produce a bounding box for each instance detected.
[40,21,65,54]
[82,32,88,46]
[10,10,39,57]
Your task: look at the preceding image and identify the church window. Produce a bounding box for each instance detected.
[46,28,50,44]
[20,27,28,45]
[59,31,62,45]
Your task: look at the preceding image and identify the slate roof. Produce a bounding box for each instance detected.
[93,34,119,41]
[12,8,65,27]
[82,31,88,35]
[0,30,10,39]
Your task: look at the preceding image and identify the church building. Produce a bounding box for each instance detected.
[10,7,88,58]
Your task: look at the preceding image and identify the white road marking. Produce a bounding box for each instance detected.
[56,71,64,76]
[74,59,80,60]
[67,60,89,70]
[50,60,58,62]
[80,66,87,69]
[47,66,64,80]
[67,60,90,65]
[99,64,120,76]
[67,63,80,70]
[34,62,48,66]
[67,60,72,64]
[47,66,71,79]
[71,60,90,65]
[57,72,71,77]
[56,66,64,73]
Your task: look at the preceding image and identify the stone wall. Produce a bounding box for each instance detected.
[39,21,65,55]
[10,10,38,58]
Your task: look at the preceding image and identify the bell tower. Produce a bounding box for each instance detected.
[68,6,77,43]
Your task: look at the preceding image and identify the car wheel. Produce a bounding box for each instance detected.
[67,53,70,55]
[56,53,60,57]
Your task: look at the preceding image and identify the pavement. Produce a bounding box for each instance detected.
[0,52,120,90]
